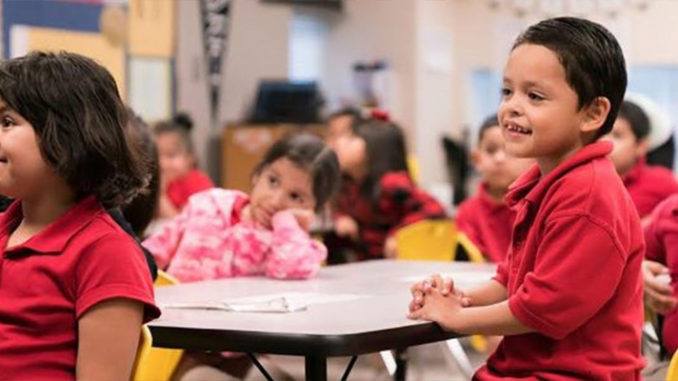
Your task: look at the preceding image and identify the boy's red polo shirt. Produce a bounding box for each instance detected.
[644,194,678,354]
[456,182,514,263]
[0,196,160,381]
[475,141,645,381]
[623,158,678,218]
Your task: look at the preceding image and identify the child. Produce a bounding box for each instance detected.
[409,17,645,380]
[331,118,446,260]
[326,107,363,147]
[143,133,339,378]
[456,114,533,263]
[0,52,159,380]
[155,113,214,219]
[604,100,678,218]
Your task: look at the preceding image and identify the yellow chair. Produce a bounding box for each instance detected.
[667,349,678,381]
[406,154,421,184]
[131,271,184,381]
[394,219,486,264]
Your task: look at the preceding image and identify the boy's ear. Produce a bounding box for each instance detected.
[581,97,612,134]
[635,137,650,158]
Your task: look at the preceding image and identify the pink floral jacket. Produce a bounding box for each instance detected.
[143,189,327,283]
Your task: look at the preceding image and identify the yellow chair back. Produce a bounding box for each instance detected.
[395,219,486,264]
[406,154,421,185]
[131,270,184,381]
[667,349,678,381]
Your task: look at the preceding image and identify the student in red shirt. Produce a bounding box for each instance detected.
[409,17,644,380]
[0,52,160,380]
[604,100,678,218]
[155,113,214,219]
[330,118,446,260]
[456,114,533,263]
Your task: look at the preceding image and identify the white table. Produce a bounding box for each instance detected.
[148,260,496,381]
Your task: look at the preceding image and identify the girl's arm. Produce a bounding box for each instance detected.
[265,210,327,279]
[76,298,144,381]
[142,205,189,269]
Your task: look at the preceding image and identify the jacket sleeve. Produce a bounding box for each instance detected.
[265,211,327,279]
[142,212,188,270]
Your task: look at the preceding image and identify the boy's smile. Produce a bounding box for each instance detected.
[499,43,593,174]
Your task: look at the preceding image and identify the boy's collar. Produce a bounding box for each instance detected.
[506,141,613,207]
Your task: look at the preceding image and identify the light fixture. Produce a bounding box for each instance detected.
[486,0,652,18]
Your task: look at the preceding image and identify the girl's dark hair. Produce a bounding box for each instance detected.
[477,114,500,144]
[353,119,409,201]
[0,51,148,208]
[253,133,340,211]
[513,17,627,138]
[618,100,650,141]
[154,112,195,154]
[121,108,159,236]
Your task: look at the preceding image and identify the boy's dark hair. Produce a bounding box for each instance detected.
[618,100,650,141]
[154,112,195,154]
[0,51,148,207]
[477,114,500,144]
[253,133,341,211]
[122,108,159,236]
[327,107,362,122]
[353,119,409,201]
[513,17,627,137]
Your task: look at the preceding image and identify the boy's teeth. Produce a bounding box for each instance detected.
[508,124,530,134]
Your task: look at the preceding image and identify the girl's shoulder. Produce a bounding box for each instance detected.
[184,188,250,219]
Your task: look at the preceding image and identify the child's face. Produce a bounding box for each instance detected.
[326,115,353,147]
[156,132,194,183]
[499,44,591,173]
[329,132,366,179]
[602,116,648,176]
[473,125,534,193]
[249,157,316,228]
[0,101,65,200]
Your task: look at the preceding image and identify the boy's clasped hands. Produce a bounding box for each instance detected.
[407,274,471,332]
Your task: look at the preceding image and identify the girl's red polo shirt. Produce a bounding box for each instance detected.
[0,196,160,380]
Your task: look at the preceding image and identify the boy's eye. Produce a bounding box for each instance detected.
[528,92,544,101]
[501,87,512,97]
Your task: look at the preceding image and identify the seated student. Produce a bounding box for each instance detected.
[643,194,678,380]
[604,100,678,218]
[0,51,159,380]
[143,133,340,379]
[154,113,214,219]
[456,114,533,263]
[330,118,446,260]
[409,17,645,380]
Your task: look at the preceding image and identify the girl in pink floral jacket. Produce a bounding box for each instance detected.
[143,133,341,284]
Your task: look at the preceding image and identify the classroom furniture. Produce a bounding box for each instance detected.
[221,124,325,192]
[132,271,183,381]
[667,348,678,381]
[148,260,496,381]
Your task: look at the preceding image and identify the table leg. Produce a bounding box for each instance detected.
[305,355,327,381]
[394,348,408,381]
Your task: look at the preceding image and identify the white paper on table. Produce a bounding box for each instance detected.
[161,292,368,313]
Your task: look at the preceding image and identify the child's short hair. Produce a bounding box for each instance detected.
[253,133,341,211]
[477,114,500,144]
[353,119,409,201]
[154,112,195,154]
[327,107,362,122]
[618,100,650,141]
[0,51,148,207]
[513,17,627,137]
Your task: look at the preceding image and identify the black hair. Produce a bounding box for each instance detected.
[0,51,148,208]
[513,17,627,137]
[154,112,195,154]
[618,100,650,141]
[121,108,159,236]
[353,119,409,201]
[253,133,341,211]
[477,114,500,144]
[327,107,362,122]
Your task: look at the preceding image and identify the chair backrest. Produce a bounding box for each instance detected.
[131,270,183,381]
[406,154,421,184]
[395,219,457,261]
[667,349,678,381]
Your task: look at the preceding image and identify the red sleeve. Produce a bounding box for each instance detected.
[508,214,628,339]
[645,198,670,263]
[75,233,160,323]
[379,172,447,235]
[167,170,214,209]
